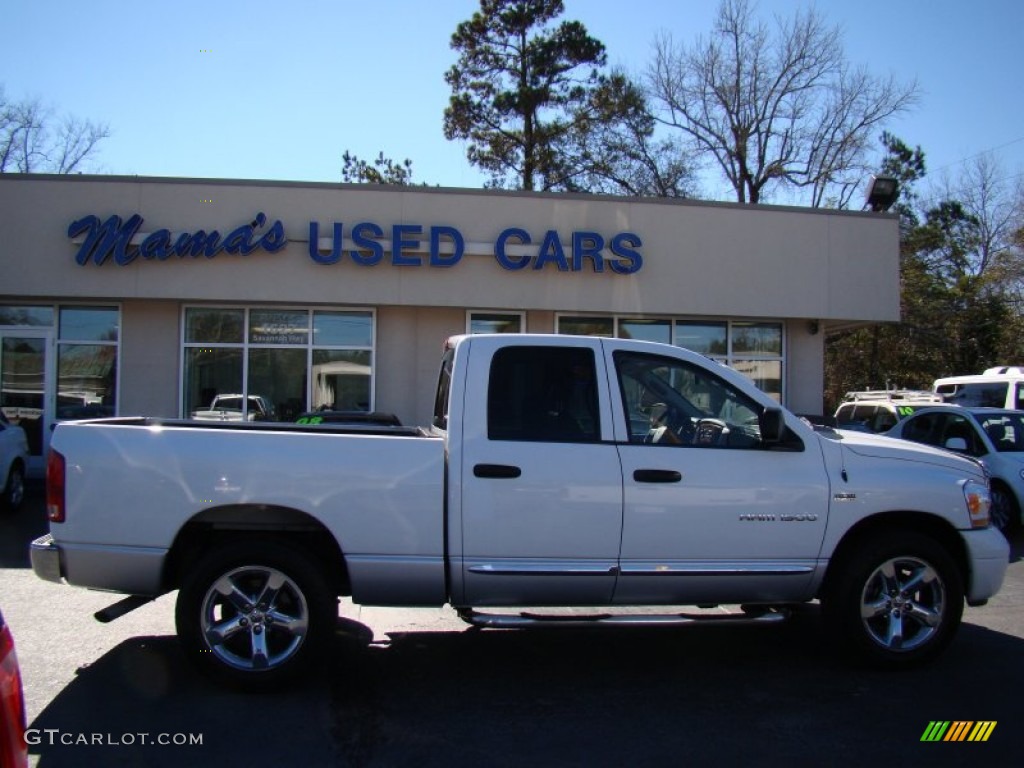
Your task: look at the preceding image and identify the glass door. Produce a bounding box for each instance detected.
[0,331,53,476]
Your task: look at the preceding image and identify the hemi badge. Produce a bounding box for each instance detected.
[834,493,857,501]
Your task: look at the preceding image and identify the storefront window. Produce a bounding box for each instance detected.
[468,312,523,334]
[186,308,243,344]
[182,307,374,421]
[312,350,372,411]
[675,322,728,357]
[57,306,119,419]
[184,347,243,418]
[619,319,671,344]
[558,316,615,337]
[249,309,308,345]
[314,311,373,346]
[59,306,119,342]
[0,306,53,327]
[732,322,782,356]
[556,315,784,400]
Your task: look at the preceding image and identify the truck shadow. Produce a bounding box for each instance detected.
[28,612,1022,767]
[0,481,46,568]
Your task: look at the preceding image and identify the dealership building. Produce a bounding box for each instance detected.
[0,174,899,474]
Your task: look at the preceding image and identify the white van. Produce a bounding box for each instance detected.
[933,367,1024,410]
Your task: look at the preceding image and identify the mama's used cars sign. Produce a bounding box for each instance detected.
[68,213,643,274]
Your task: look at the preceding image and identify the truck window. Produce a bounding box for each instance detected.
[487,346,599,443]
[614,351,763,448]
[433,347,454,431]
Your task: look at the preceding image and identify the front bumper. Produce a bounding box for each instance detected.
[961,526,1010,603]
[30,534,63,584]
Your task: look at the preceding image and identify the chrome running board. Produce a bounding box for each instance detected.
[458,607,789,629]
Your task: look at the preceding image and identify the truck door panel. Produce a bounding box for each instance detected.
[608,349,829,604]
[459,340,623,606]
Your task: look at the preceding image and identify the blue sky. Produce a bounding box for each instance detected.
[3,0,1022,201]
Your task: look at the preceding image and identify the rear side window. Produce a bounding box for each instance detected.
[432,347,454,431]
[487,346,599,443]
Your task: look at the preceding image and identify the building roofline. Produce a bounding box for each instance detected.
[0,172,898,220]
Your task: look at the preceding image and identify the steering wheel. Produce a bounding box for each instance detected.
[693,418,729,446]
[645,403,695,444]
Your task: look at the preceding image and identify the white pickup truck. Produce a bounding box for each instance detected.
[31,335,1009,688]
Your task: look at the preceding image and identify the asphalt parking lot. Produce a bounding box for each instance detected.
[1,482,1022,768]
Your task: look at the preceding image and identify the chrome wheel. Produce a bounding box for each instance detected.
[825,531,963,665]
[199,565,310,672]
[859,556,945,653]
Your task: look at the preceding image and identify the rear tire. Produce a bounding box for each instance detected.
[175,540,336,690]
[824,531,963,666]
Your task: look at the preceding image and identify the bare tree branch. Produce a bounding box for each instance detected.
[648,0,917,205]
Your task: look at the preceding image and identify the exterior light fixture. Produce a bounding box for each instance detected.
[865,175,899,212]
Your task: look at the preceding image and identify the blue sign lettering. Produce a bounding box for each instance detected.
[392,224,422,266]
[608,232,643,275]
[430,226,464,267]
[71,212,286,266]
[572,232,605,272]
[494,228,531,271]
[352,222,385,265]
[72,213,642,274]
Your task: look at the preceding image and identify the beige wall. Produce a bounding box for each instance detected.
[120,300,180,417]
[0,175,899,324]
[0,175,898,421]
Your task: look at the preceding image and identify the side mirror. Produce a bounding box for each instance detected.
[760,407,785,444]
[944,437,968,452]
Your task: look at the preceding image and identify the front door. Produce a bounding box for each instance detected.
[0,331,53,475]
[608,347,829,605]
[457,337,623,607]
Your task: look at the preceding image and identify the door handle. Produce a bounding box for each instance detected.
[474,464,522,479]
[633,469,682,483]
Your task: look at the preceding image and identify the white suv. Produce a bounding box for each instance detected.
[933,367,1024,409]
[0,412,29,513]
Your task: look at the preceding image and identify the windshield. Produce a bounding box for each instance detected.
[973,412,1024,453]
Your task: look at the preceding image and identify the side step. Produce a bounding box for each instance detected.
[458,607,789,629]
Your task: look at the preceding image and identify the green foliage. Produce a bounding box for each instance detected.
[824,135,1024,412]
[443,0,669,193]
[341,151,416,186]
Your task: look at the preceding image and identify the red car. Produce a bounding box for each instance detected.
[0,608,27,768]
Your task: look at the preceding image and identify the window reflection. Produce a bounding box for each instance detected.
[57,344,117,419]
[313,350,372,410]
[183,307,374,421]
[59,307,119,342]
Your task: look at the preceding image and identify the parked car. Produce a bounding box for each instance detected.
[190,394,276,422]
[833,390,943,433]
[0,607,28,768]
[0,411,29,513]
[884,405,1024,533]
[933,367,1024,409]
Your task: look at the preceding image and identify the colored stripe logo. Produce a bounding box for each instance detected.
[921,721,997,742]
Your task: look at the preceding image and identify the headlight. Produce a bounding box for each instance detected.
[963,479,991,529]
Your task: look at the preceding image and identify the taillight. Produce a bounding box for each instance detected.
[0,625,27,768]
[46,449,66,524]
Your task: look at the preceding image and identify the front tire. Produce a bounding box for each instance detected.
[990,483,1020,535]
[175,540,336,690]
[825,531,963,666]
